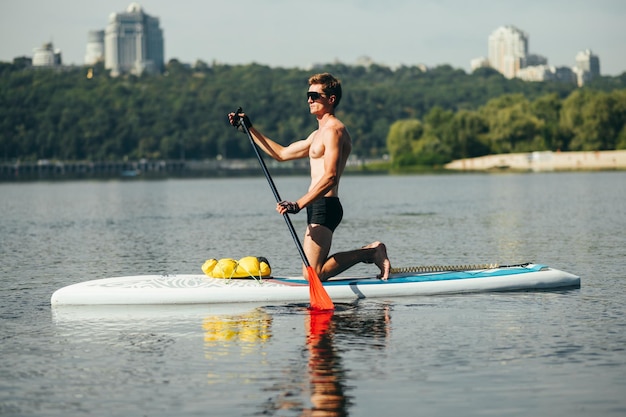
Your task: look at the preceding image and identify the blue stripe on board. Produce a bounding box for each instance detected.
[272,264,545,286]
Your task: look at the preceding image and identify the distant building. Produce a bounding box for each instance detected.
[576,49,600,76]
[526,54,547,66]
[355,55,375,67]
[13,56,32,68]
[516,65,554,82]
[104,3,164,77]
[32,42,62,67]
[470,57,490,71]
[516,65,575,83]
[574,49,600,86]
[475,26,600,87]
[554,66,576,84]
[84,30,105,65]
[488,25,528,79]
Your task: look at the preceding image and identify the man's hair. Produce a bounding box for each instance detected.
[308,73,342,108]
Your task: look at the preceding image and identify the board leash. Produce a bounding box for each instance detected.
[390,262,531,274]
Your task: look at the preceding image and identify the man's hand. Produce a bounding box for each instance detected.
[228,109,252,133]
[277,200,300,214]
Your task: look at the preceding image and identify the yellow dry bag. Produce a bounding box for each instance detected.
[202,256,271,279]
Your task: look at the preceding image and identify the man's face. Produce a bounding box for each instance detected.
[307,84,333,114]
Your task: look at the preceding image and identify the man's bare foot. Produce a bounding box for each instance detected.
[363,241,391,280]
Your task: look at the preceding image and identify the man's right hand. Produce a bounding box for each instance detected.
[277,200,300,214]
[228,110,252,132]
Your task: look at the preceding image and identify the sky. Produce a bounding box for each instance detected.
[1,0,625,75]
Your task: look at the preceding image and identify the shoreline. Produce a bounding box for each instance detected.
[2,151,625,181]
[0,157,382,181]
[0,158,311,181]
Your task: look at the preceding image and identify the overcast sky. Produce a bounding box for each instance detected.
[1,0,624,75]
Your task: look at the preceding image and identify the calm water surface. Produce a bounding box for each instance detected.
[1,172,625,416]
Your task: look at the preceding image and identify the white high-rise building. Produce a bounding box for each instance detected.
[105,3,164,77]
[488,26,528,79]
[575,49,600,77]
[32,42,62,67]
[573,50,601,87]
[84,30,105,65]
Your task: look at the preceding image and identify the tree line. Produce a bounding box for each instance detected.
[387,89,626,166]
[1,59,625,165]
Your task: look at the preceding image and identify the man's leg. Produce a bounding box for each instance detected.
[320,241,391,281]
[303,224,391,281]
[302,224,333,279]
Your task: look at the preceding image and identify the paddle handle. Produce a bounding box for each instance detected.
[236,109,312,268]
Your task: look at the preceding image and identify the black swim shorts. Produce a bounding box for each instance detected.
[306,197,343,232]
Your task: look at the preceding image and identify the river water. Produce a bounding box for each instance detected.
[1,172,625,416]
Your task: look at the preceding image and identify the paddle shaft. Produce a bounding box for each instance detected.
[239,119,312,269]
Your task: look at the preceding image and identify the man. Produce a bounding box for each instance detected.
[229,73,390,280]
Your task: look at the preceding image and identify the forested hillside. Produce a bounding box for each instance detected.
[1,60,625,165]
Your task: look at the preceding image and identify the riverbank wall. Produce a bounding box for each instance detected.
[444,150,626,172]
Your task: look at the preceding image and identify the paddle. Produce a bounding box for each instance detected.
[232,108,334,310]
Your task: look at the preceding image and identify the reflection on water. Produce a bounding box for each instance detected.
[252,304,391,416]
[304,310,347,417]
[203,309,272,355]
[51,301,393,416]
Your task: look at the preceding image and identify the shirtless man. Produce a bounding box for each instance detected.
[229,73,390,281]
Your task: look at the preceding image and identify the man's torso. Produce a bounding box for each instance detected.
[308,119,352,197]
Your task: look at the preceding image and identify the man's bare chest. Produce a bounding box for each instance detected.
[309,133,325,159]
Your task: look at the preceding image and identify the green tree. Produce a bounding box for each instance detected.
[386,119,423,166]
[531,93,563,150]
[448,110,489,158]
[559,90,626,151]
[613,90,626,149]
[480,94,545,153]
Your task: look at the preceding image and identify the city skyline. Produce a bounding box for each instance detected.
[1,0,625,76]
[475,25,601,85]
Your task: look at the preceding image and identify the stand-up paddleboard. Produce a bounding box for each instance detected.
[50,263,580,306]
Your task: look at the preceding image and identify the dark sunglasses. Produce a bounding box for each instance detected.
[307,91,326,101]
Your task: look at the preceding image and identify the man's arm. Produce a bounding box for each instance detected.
[228,111,310,161]
[248,126,311,162]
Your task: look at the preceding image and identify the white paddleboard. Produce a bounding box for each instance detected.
[50,264,580,306]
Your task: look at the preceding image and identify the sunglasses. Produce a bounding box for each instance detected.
[307,91,326,101]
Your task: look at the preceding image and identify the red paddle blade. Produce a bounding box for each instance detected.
[306,266,334,310]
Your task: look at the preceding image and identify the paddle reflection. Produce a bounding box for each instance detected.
[263,304,389,417]
[304,309,346,416]
[304,305,391,416]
